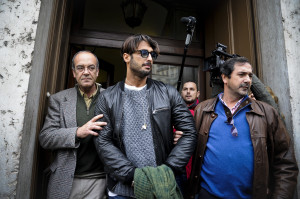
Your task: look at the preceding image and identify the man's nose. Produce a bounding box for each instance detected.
[147,53,153,61]
[244,75,251,83]
[83,67,89,74]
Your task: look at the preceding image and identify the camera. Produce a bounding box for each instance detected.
[204,43,239,86]
[203,43,280,113]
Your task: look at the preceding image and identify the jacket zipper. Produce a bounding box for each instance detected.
[117,92,124,151]
[147,90,160,165]
[153,107,169,114]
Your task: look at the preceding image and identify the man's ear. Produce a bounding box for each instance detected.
[96,68,99,77]
[221,74,227,84]
[221,74,226,84]
[123,53,131,63]
[196,91,200,98]
[72,69,76,78]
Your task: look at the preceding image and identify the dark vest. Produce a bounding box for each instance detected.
[75,86,104,176]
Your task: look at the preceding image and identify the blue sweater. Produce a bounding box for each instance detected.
[200,97,254,198]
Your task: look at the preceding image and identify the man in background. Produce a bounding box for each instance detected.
[174,81,200,144]
[39,51,107,199]
[174,81,200,197]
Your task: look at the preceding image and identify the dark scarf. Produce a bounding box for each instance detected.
[187,99,199,110]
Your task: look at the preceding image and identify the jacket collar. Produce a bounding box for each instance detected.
[248,99,265,116]
[119,78,153,91]
[203,97,218,112]
[203,95,265,117]
[63,87,77,128]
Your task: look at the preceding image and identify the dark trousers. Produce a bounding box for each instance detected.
[175,173,188,197]
[196,188,220,199]
[109,196,134,199]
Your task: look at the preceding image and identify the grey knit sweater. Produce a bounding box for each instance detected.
[113,85,157,197]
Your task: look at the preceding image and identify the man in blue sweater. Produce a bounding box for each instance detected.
[189,57,298,199]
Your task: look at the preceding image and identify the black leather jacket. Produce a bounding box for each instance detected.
[94,78,197,190]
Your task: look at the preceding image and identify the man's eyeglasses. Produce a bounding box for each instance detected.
[75,65,97,72]
[135,49,158,60]
[226,117,238,137]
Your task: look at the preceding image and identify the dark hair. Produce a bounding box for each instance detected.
[120,34,160,57]
[183,81,198,90]
[71,50,99,70]
[220,57,250,78]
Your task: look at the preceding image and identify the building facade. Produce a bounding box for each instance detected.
[0,0,299,198]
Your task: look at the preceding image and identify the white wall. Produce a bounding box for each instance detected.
[281,0,300,196]
[255,0,300,198]
[256,0,293,133]
[0,0,41,197]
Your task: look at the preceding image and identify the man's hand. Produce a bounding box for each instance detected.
[174,131,183,144]
[76,114,107,138]
[249,92,256,100]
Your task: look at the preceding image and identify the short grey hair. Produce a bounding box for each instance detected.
[71,50,99,70]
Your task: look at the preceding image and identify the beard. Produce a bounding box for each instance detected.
[227,82,250,98]
[184,98,196,104]
[238,83,250,96]
[129,58,151,78]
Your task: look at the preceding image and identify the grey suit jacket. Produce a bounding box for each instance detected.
[39,86,103,199]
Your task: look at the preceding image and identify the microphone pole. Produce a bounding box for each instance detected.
[177,16,196,91]
[177,45,188,91]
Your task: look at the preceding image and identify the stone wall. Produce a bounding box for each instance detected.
[255,0,300,197]
[0,0,41,198]
[281,0,300,196]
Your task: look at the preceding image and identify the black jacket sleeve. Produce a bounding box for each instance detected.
[94,91,136,183]
[164,85,198,172]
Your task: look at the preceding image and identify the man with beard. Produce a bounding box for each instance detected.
[174,81,200,197]
[181,81,200,114]
[189,57,298,199]
[94,34,197,198]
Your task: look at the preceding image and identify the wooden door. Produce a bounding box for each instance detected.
[33,0,73,198]
[203,0,257,98]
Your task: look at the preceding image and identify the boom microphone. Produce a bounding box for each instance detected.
[180,16,196,46]
[180,16,196,26]
[177,16,197,90]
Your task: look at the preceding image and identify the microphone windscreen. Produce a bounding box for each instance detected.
[181,16,196,24]
[181,17,190,24]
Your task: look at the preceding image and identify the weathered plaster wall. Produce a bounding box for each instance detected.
[281,0,300,196]
[256,0,293,134]
[255,0,300,198]
[0,0,41,198]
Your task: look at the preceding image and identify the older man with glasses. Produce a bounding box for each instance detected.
[94,34,197,199]
[39,51,107,199]
[189,57,298,199]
